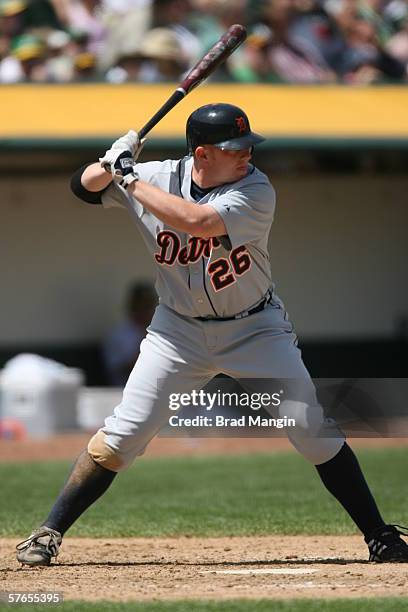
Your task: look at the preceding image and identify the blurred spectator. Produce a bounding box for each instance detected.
[334,5,406,82]
[9,32,50,80]
[97,0,151,71]
[139,26,188,80]
[103,281,157,386]
[0,0,407,83]
[105,48,143,82]
[288,0,347,74]
[46,27,97,81]
[191,0,248,53]
[0,0,62,41]
[106,26,187,81]
[383,0,408,32]
[0,0,27,81]
[386,19,408,67]
[64,0,106,56]
[0,41,21,82]
[72,49,99,79]
[191,0,249,81]
[242,0,336,83]
[151,0,201,65]
[383,0,408,75]
[0,0,66,81]
[0,0,27,39]
[46,29,73,81]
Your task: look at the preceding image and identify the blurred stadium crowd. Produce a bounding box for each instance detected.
[0,0,407,84]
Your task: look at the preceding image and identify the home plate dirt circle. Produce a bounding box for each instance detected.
[3,535,408,602]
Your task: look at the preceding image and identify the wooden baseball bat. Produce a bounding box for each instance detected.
[138,24,247,139]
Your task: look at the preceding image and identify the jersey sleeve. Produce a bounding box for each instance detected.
[101,182,127,209]
[208,181,275,248]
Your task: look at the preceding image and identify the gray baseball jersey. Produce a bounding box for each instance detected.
[97,155,344,471]
[102,156,276,318]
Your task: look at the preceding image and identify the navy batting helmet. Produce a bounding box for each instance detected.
[186,103,265,154]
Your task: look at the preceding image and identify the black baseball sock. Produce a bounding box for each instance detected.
[315,442,386,538]
[43,450,117,536]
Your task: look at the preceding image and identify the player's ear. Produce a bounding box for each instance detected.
[195,145,209,163]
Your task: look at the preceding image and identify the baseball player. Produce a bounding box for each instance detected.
[16,103,408,566]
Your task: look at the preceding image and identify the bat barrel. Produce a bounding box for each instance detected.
[181,24,247,94]
[137,24,246,140]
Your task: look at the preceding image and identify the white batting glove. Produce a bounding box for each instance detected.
[99,130,146,170]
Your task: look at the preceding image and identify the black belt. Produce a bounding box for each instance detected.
[194,291,273,322]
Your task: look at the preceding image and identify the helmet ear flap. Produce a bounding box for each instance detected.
[186,120,199,155]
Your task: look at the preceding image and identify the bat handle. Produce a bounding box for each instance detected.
[139,88,186,140]
[101,88,186,172]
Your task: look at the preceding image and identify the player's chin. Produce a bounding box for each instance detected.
[221,166,248,183]
[235,165,249,178]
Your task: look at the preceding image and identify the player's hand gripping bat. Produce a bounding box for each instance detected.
[101,25,246,173]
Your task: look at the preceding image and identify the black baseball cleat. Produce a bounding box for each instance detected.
[16,526,62,567]
[365,524,408,562]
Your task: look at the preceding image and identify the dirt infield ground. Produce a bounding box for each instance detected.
[3,435,408,603]
[1,432,408,462]
[3,536,408,602]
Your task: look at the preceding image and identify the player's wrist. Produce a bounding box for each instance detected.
[118,169,139,189]
[107,150,139,188]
